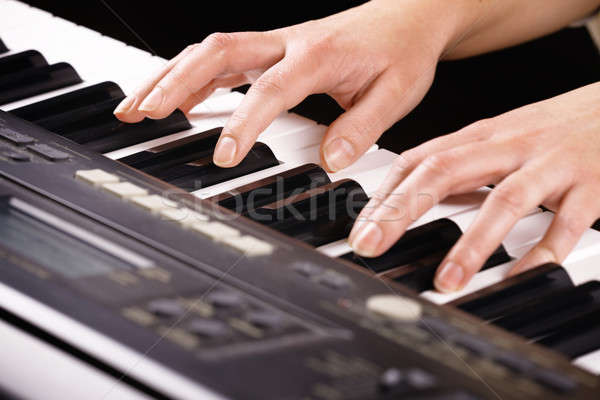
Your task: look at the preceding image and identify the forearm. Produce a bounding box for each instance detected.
[443,0,600,59]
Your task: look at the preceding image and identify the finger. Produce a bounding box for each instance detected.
[508,185,600,276]
[349,119,498,242]
[349,140,523,258]
[319,72,405,173]
[434,161,568,293]
[137,32,285,120]
[213,55,318,167]
[114,44,199,123]
[179,73,251,113]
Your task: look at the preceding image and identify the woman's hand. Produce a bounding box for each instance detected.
[113,0,469,171]
[349,82,600,293]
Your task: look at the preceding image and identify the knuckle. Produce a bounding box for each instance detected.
[490,184,526,218]
[450,244,487,272]
[459,118,495,139]
[204,32,237,51]
[252,75,285,97]
[553,211,587,241]
[392,151,415,173]
[225,110,248,134]
[419,152,456,177]
[164,69,193,94]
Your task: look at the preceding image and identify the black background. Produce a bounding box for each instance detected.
[22,1,600,154]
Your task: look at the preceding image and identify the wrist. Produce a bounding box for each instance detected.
[368,0,490,60]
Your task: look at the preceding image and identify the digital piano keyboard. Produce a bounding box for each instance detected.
[1,1,600,399]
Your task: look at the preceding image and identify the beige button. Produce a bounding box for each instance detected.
[102,182,148,199]
[191,221,240,241]
[130,195,178,212]
[366,294,423,322]
[222,235,274,256]
[160,207,209,226]
[75,169,119,186]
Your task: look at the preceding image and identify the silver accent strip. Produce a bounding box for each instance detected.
[0,282,226,400]
[0,319,151,400]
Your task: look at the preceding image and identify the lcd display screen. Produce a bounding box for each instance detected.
[0,200,136,278]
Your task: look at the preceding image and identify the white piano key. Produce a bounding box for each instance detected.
[193,143,381,200]
[328,149,397,196]
[317,188,491,258]
[420,227,600,304]
[0,2,50,31]
[574,349,600,375]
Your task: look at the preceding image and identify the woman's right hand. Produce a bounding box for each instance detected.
[113,0,471,172]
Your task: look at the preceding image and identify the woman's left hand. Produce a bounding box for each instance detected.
[349,82,600,293]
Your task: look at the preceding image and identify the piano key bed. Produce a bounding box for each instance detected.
[2,0,600,388]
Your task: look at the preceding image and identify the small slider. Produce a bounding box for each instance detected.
[130,195,178,213]
[191,221,240,241]
[160,207,209,227]
[75,169,119,186]
[221,235,274,257]
[102,181,148,199]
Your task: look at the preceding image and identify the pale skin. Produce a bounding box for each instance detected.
[114,0,600,292]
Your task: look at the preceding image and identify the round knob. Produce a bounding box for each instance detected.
[366,294,422,322]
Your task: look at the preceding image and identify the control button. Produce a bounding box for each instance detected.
[452,334,494,356]
[191,221,240,241]
[245,310,286,330]
[366,294,423,322]
[292,262,323,277]
[130,195,178,213]
[493,352,534,373]
[27,144,70,161]
[532,368,577,393]
[75,169,119,186]
[318,270,352,290]
[187,318,230,339]
[147,299,185,318]
[1,149,30,162]
[160,207,209,226]
[102,182,148,199]
[222,235,274,256]
[0,128,35,146]
[379,368,437,394]
[206,290,245,309]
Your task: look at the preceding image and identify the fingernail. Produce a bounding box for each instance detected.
[324,137,355,172]
[435,262,465,293]
[114,96,135,115]
[213,136,237,166]
[138,87,164,112]
[350,222,382,257]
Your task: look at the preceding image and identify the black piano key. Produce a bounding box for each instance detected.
[493,281,600,339]
[158,142,279,191]
[119,128,221,174]
[210,164,331,214]
[29,97,123,137]
[451,263,574,321]
[341,219,463,273]
[537,308,600,359]
[0,62,82,105]
[257,180,368,246]
[24,95,191,153]
[386,245,510,293]
[0,50,47,76]
[10,81,124,122]
[0,38,8,54]
[339,216,510,291]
